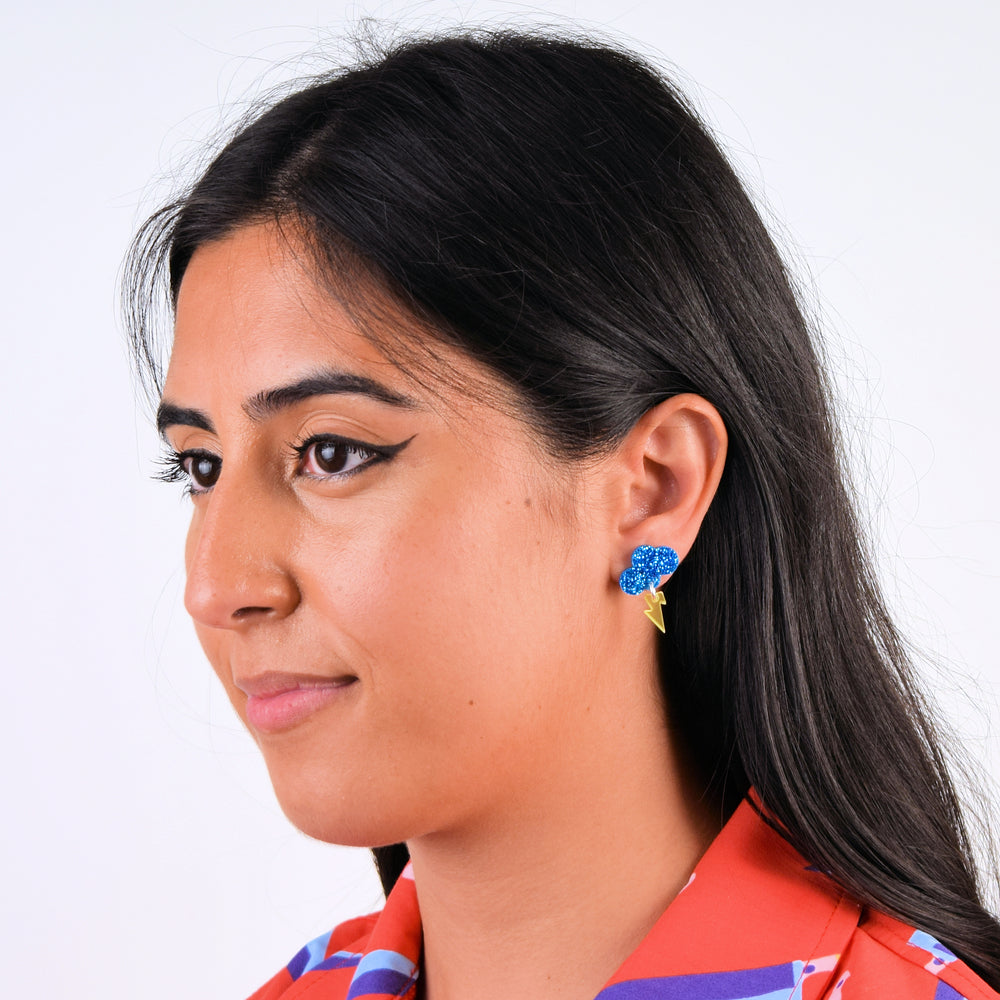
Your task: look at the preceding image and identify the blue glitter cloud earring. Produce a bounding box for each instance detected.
[618,545,679,633]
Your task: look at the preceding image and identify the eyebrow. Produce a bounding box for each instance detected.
[156,368,419,439]
[244,369,419,421]
[156,403,214,438]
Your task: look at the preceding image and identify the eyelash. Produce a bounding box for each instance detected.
[155,448,219,497]
[155,434,401,497]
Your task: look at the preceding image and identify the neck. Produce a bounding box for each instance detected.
[407,710,720,1000]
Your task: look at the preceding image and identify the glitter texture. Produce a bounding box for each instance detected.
[618,544,680,595]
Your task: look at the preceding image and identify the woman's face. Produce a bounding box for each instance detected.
[161,224,638,847]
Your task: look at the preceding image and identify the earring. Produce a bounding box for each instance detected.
[618,545,679,633]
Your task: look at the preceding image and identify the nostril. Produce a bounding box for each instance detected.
[232,606,275,619]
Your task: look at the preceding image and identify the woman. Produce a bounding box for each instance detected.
[125,30,1000,999]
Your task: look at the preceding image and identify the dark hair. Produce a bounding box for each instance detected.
[125,30,1000,984]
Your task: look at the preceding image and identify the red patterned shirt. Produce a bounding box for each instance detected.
[248,797,997,999]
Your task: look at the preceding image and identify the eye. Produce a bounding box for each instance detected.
[296,436,379,478]
[184,452,222,491]
[155,448,221,495]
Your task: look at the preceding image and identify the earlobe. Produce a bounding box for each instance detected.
[614,394,727,568]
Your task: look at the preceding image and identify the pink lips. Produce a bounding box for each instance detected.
[236,672,357,734]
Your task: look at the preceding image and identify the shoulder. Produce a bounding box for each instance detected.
[827,907,998,1000]
[246,913,380,1000]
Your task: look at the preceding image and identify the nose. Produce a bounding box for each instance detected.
[183,475,300,630]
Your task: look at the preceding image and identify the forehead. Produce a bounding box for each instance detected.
[168,224,411,398]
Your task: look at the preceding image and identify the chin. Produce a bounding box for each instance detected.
[263,758,421,848]
[277,797,420,849]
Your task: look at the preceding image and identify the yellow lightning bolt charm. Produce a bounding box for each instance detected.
[643,588,666,632]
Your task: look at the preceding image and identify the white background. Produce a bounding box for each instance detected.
[2,1,998,996]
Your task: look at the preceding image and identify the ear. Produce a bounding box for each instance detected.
[612,394,727,573]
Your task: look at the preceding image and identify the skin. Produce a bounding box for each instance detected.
[162,223,728,1000]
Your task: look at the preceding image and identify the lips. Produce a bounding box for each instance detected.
[235,672,357,734]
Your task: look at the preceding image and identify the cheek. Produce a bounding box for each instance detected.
[335,480,579,735]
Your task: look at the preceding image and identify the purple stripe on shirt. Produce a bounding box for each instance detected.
[346,968,415,999]
[935,982,965,1000]
[597,962,796,999]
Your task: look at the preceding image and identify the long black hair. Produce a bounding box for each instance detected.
[124,30,1000,984]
